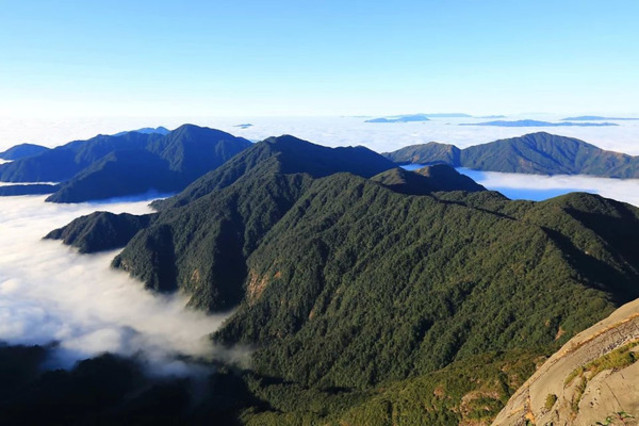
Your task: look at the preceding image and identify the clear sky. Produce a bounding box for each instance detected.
[1,0,638,117]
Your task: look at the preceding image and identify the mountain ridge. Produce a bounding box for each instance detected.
[0,124,252,203]
[385,132,639,178]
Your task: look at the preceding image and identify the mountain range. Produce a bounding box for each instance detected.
[365,113,474,123]
[562,115,639,121]
[385,131,639,178]
[0,124,252,202]
[5,129,637,205]
[460,119,618,127]
[112,126,170,137]
[42,131,639,424]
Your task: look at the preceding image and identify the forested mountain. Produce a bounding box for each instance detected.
[385,132,639,178]
[152,134,396,210]
[0,143,50,161]
[44,134,639,424]
[0,183,58,196]
[0,125,252,202]
[45,150,179,203]
[384,141,461,167]
[0,344,255,425]
[371,164,485,194]
[45,211,155,253]
[0,131,160,182]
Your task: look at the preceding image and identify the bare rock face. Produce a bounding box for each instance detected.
[493,299,639,426]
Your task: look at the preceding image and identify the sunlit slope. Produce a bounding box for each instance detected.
[493,297,639,426]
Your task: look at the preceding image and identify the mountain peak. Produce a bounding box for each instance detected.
[372,165,485,195]
[0,143,50,161]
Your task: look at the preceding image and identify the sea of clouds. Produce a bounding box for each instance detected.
[0,114,638,372]
[1,114,639,154]
[0,194,242,375]
[458,168,639,207]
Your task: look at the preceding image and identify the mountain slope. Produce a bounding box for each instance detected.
[48,135,639,424]
[0,132,159,182]
[0,143,50,161]
[45,211,155,253]
[45,150,179,203]
[0,124,252,203]
[383,141,460,166]
[155,124,253,184]
[112,126,170,137]
[371,165,485,195]
[0,184,58,196]
[493,297,639,426]
[215,185,639,389]
[385,132,639,178]
[153,134,395,210]
[48,125,252,203]
[112,136,397,311]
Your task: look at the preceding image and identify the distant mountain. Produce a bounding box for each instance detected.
[234,123,253,129]
[48,133,639,424]
[112,126,170,137]
[422,113,473,118]
[45,150,179,203]
[460,119,618,127]
[562,115,639,121]
[385,132,639,178]
[477,114,507,119]
[0,131,161,182]
[0,143,50,161]
[0,125,252,203]
[365,113,475,123]
[365,114,430,123]
[384,141,460,166]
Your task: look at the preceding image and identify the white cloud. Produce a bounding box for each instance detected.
[459,168,639,207]
[0,195,235,372]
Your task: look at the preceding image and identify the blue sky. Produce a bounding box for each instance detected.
[1,0,638,117]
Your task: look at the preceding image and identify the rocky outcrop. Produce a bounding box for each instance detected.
[493,298,639,426]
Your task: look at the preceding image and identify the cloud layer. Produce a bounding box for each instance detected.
[0,195,235,373]
[459,168,639,207]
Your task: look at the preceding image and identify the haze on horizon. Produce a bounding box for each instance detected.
[1,0,638,120]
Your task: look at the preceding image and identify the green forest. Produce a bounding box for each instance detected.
[38,134,639,424]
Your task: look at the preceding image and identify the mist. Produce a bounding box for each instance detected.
[0,194,240,375]
[459,168,639,207]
